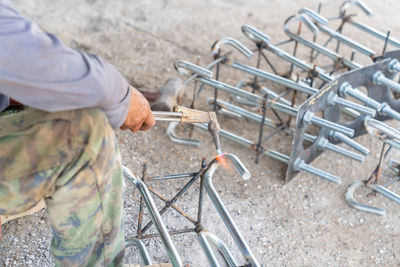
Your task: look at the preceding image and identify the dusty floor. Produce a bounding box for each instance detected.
[1,0,400,266]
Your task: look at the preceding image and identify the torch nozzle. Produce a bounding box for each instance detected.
[208,112,223,155]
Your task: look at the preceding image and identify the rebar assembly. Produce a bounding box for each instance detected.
[123,154,259,267]
[167,0,400,216]
[125,107,258,266]
[124,1,400,265]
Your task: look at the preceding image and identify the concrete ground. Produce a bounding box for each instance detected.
[0,0,399,266]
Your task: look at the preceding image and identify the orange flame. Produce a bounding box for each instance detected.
[216,154,233,173]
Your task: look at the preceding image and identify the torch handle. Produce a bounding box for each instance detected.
[153,107,223,154]
[153,106,212,124]
[172,106,212,123]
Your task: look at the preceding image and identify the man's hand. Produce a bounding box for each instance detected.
[120,86,155,132]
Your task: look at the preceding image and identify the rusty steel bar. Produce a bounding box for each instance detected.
[146,185,199,226]
[140,170,203,234]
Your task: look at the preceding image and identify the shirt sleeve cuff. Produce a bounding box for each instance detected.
[0,94,10,112]
[103,84,131,129]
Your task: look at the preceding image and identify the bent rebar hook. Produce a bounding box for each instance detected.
[302,9,376,58]
[123,166,183,267]
[198,230,238,267]
[167,122,201,147]
[364,118,400,142]
[284,11,361,70]
[339,0,372,18]
[242,25,334,83]
[294,8,328,35]
[167,120,223,155]
[337,1,400,49]
[125,238,153,266]
[175,60,213,79]
[203,153,259,266]
[346,119,400,215]
[299,8,329,25]
[346,179,400,216]
[211,37,253,58]
[241,24,271,45]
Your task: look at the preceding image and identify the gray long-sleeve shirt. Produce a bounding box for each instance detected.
[0,0,131,128]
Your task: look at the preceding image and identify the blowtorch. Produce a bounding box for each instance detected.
[153,106,222,154]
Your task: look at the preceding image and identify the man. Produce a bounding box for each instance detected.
[0,0,155,265]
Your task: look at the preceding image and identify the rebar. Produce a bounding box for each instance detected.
[203,154,259,266]
[123,167,183,267]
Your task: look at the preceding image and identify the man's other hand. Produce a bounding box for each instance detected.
[9,98,22,106]
[120,86,155,132]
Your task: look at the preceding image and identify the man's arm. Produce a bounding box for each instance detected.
[0,0,152,130]
[0,94,9,111]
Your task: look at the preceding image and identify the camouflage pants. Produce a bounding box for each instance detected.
[0,108,125,266]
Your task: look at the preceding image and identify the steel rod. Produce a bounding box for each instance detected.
[123,167,183,266]
[203,155,259,266]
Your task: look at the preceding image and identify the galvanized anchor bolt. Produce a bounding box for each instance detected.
[369,183,400,205]
[231,62,318,95]
[339,0,373,17]
[302,110,314,125]
[292,158,341,184]
[211,37,253,58]
[329,130,370,156]
[388,59,400,73]
[265,150,289,163]
[209,98,276,128]
[174,60,213,78]
[338,82,375,107]
[266,150,341,184]
[167,122,201,147]
[377,102,400,121]
[346,180,386,216]
[302,110,355,137]
[346,179,400,216]
[258,87,292,106]
[385,139,400,150]
[339,82,400,121]
[314,17,376,57]
[241,24,271,45]
[317,137,365,162]
[372,71,400,94]
[326,92,376,117]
